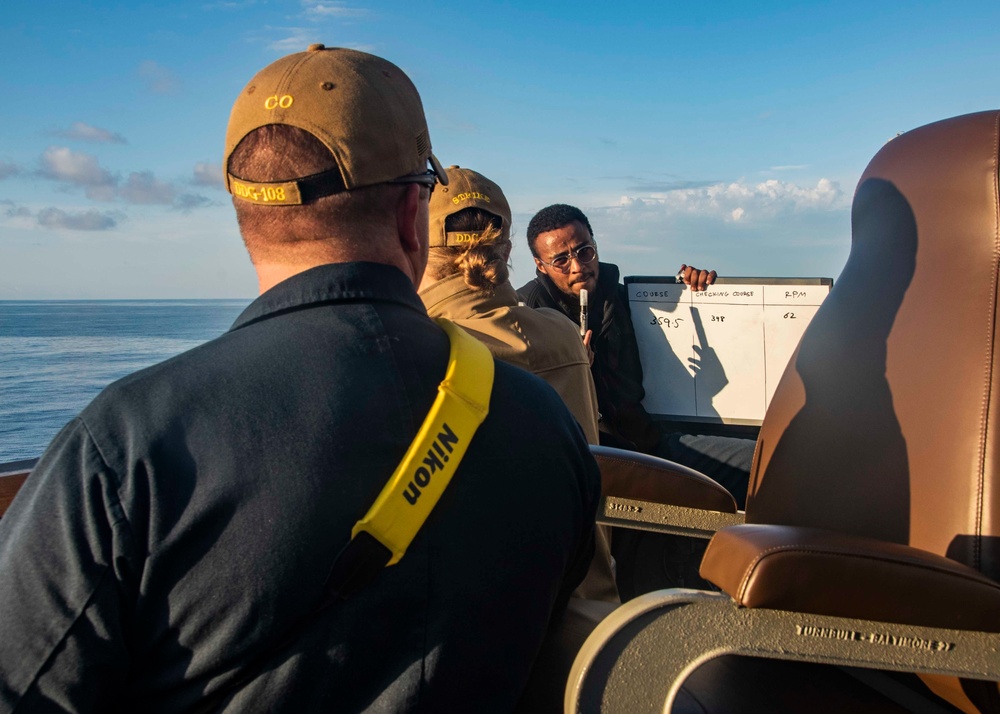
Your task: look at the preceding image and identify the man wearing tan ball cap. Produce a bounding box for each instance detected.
[0,45,599,712]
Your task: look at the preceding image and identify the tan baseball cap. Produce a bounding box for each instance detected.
[223,44,447,205]
[429,166,511,246]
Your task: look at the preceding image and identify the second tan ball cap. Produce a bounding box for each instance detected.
[429,166,512,247]
[224,44,447,205]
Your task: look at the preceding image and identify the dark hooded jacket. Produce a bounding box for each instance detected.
[518,262,663,453]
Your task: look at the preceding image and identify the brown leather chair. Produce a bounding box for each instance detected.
[566,110,1000,713]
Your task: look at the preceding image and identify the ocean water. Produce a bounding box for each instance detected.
[0,300,250,464]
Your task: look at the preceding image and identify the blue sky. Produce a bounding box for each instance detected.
[3,1,998,298]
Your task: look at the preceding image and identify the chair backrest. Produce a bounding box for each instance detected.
[748,110,1000,581]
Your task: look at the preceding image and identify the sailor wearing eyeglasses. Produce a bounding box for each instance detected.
[517,204,754,509]
[0,49,602,713]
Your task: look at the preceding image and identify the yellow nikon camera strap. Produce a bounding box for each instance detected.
[325,318,494,599]
[191,320,494,713]
[353,318,493,563]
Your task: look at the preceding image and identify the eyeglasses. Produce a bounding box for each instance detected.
[390,169,438,194]
[538,244,597,273]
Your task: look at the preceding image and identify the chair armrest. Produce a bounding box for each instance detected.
[701,523,1000,632]
[591,445,738,513]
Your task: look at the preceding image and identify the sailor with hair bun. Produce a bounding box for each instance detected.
[419,164,619,603]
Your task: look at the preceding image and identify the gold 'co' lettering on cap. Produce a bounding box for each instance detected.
[451,192,490,205]
[264,94,294,110]
[230,180,302,205]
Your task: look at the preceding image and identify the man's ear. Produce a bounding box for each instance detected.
[533,256,547,275]
[395,184,423,254]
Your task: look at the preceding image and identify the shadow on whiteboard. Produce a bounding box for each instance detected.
[633,291,727,421]
[689,307,727,419]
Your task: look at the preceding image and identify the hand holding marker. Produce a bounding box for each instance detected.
[579,288,588,338]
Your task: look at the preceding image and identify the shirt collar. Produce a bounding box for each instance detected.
[230,262,426,331]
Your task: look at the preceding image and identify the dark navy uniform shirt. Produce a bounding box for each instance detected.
[519,262,663,453]
[0,262,599,713]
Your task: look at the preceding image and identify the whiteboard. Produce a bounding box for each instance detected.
[625,277,832,424]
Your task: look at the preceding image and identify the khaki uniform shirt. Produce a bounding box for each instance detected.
[421,274,600,443]
[420,274,598,444]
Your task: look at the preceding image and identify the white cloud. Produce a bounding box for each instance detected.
[118,172,177,205]
[53,122,127,144]
[39,147,108,183]
[35,149,213,210]
[174,194,214,211]
[193,162,224,187]
[39,146,118,200]
[615,178,847,223]
[202,0,263,8]
[263,25,373,54]
[119,172,214,210]
[0,160,20,180]
[268,28,319,53]
[1,200,31,219]
[263,1,368,51]
[36,207,122,231]
[137,61,180,94]
[302,0,367,18]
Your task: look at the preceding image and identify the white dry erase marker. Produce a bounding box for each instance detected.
[579,288,588,337]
